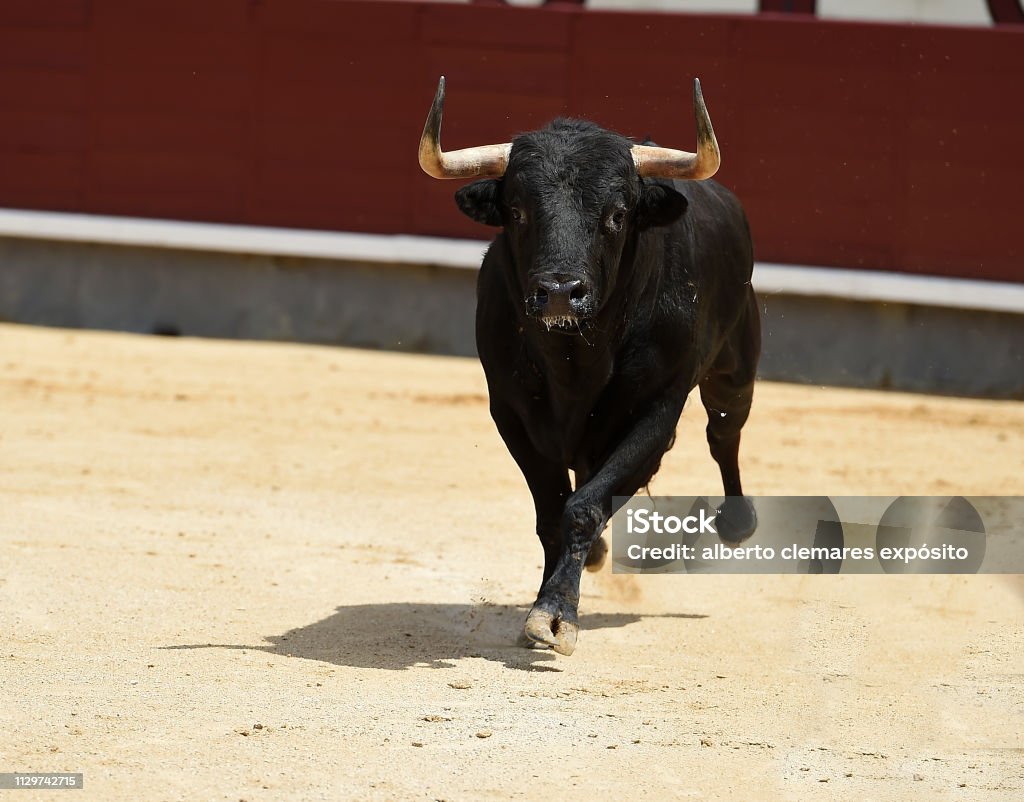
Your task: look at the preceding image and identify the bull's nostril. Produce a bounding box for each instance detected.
[535,288,549,305]
[569,284,587,302]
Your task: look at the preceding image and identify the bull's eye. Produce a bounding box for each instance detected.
[510,206,526,224]
[606,209,626,233]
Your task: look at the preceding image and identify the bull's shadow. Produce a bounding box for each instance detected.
[164,602,707,673]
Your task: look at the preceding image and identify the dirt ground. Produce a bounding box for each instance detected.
[1,322,1021,801]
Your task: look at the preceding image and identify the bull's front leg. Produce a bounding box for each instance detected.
[488,402,572,587]
[523,393,687,656]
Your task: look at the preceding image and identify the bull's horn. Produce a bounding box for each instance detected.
[631,78,721,181]
[418,76,511,179]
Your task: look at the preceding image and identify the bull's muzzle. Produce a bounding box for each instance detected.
[526,277,594,329]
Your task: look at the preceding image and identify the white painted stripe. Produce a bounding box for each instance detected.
[0,208,489,269]
[1,208,1021,314]
[752,264,1024,315]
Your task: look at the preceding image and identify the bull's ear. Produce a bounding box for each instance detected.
[636,182,688,229]
[455,179,502,226]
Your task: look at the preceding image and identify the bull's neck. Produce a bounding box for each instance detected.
[525,321,613,390]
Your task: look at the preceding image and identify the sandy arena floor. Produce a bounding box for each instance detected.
[1,322,1022,801]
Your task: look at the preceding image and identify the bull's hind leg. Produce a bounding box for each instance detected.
[699,289,761,543]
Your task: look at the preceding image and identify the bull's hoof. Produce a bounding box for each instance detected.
[523,609,578,656]
[515,630,552,650]
[585,535,608,572]
[716,496,758,544]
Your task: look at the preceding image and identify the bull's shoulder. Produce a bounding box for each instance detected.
[475,237,518,351]
[474,238,542,391]
[653,180,754,322]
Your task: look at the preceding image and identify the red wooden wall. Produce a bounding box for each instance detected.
[0,0,1021,283]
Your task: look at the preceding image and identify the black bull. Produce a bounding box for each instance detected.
[420,78,761,656]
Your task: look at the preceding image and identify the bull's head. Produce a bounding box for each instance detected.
[418,77,720,334]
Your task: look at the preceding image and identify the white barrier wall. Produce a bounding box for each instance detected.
[585,0,758,12]
[816,0,992,26]
[500,0,1007,27]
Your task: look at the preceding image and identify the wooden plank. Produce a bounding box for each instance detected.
[421,4,574,50]
[92,0,250,31]
[0,29,88,69]
[92,29,248,71]
[85,151,246,220]
[0,150,83,208]
[0,109,87,151]
[0,68,87,111]
[253,0,418,42]
[248,162,413,233]
[422,46,570,98]
[92,68,248,114]
[0,0,89,28]
[92,111,245,151]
